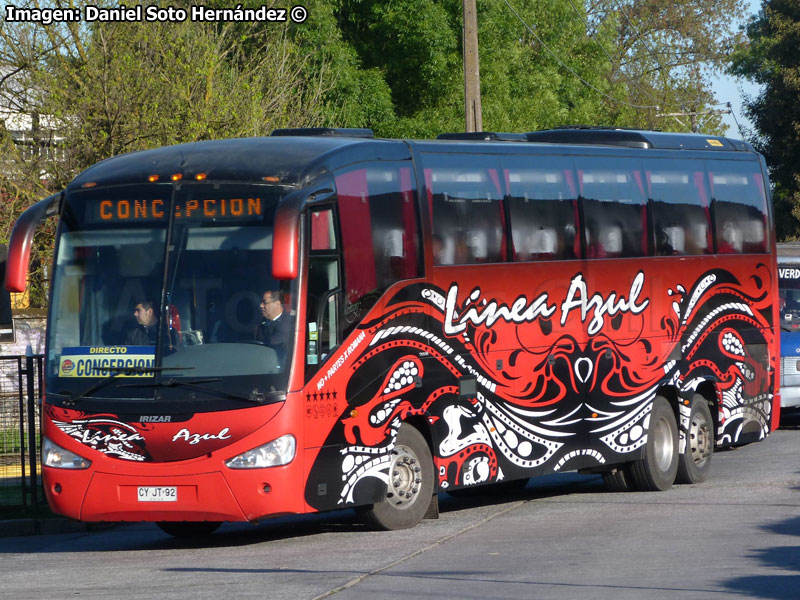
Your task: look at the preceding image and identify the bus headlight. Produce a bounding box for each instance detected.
[43,437,92,469]
[225,434,296,469]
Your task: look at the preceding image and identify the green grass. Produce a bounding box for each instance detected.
[0,428,24,454]
[0,428,40,455]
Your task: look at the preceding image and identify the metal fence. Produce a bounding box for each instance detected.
[0,353,44,507]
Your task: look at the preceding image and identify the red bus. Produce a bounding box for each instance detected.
[6,127,779,535]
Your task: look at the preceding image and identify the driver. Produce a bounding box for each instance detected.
[126,299,160,346]
[255,290,291,364]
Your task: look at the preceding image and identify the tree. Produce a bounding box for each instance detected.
[329,0,633,137]
[32,17,328,187]
[730,0,800,240]
[324,0,744,137]
[586,0,748,133]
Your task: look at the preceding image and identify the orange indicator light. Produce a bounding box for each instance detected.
[171,173,183,181]
[262,176,280,183]
[81,182,97,188]
[195,173,207,181]
[148,175,159,182]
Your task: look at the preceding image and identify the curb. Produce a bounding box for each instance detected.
[1,518,116,537]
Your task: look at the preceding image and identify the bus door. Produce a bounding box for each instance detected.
[305,206,343,373]
[301,163,422,511]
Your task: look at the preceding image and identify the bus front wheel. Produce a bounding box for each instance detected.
[629,397,679,491]
[676,395,714,484]
[358,425,434,530]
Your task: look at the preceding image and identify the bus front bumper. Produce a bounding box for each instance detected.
[43,463,305,523]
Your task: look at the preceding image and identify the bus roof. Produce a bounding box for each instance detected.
[67,135,411,191]
[67,128,761,191]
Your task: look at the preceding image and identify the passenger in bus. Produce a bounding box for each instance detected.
[256,290,292,364]
[125,299,161,346]
[656,226,685,255]
[718,221,743,253]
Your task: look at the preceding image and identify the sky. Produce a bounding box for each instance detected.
[711,0,763,139]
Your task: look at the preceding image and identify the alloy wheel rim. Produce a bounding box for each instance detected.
[689,410,712,467]
[653,416,674,471]
[386,444,422,509]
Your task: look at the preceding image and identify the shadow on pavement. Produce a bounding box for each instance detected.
[722,512,800,598]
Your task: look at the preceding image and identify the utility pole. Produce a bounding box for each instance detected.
[463,0,483,132]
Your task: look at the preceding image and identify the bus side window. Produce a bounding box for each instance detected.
[710,168,769,254]
[578,157,647,258]
[646,159,713,256]
[504,156,579,262]
[425,154,506,265]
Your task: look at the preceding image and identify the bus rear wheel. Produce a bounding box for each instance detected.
[629,397,679,491]
[676,395,714,484]
[358,425,434,531]
[156,521,222,537]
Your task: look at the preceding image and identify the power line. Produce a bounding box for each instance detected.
[656,106,731,133]
[727,102,748,140]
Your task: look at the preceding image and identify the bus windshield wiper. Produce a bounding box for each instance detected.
[122,377,272,404]
[64,366,193,406]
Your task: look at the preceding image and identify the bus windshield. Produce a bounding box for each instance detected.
[46,182,297,409]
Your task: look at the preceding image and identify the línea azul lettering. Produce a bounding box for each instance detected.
[444,285,557,336]
[560,272,649,334]
[443,272,650,337]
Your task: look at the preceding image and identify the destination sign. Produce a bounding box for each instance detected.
[59,346,155,378]
[91,197,264,223]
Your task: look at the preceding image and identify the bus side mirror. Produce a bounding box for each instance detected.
[272,198,301,280]
[5,193,60,293]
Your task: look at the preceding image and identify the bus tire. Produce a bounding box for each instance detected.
[676,395,714,484]
[601,466,633,492]
[358,425,434,531]
[629,397,679,491]
[156,521,222,537]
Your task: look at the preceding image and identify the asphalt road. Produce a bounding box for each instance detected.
[3,422,800,600]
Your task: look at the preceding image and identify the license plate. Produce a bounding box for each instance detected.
[137,486,177,502]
